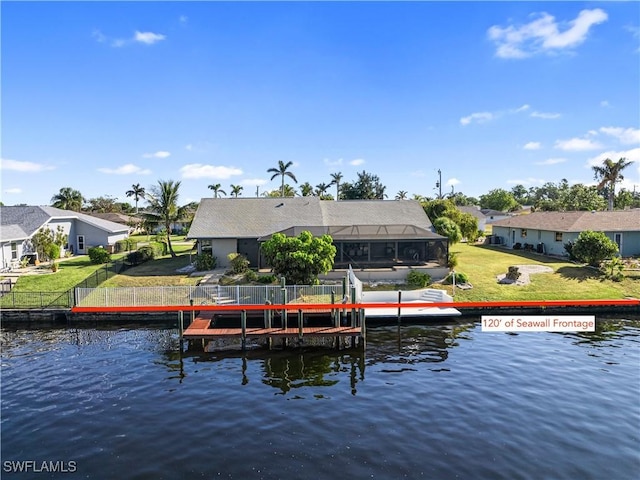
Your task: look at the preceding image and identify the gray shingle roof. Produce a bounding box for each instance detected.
[1,205,128,242]
[188,198,439,239]
[492,210,640,232]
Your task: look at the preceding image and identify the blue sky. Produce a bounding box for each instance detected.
[2,1,639,207]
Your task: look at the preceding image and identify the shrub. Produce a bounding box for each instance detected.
[406,270,432,288]
[256,274,277,284]
[564,241,577,261]
[447,252,459,269]
[149,241,167,257]
[228,253,250,274]
[44,243,61,262]
[51,262,59,273]
[244,270,258,282]
[601,257,624,282]
[443,272,469,285]
[572,231,619,267]
[88,246,111,264]
[194,253,217,271]
[115,238,137,253]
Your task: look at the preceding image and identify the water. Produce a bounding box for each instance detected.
[1,319,639,479]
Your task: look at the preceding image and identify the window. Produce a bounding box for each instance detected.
[11,242,17,260]
[521,229,527,238]
[555,232,563,242]
[200,239,212,253]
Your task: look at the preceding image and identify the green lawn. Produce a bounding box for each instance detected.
[436,243,640,301]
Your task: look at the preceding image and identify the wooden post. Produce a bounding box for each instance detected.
[190,299,194,325]
[281,287,287,330]
[397,290,402,324]
[360,308,366,349]
[178,310,184,351]
[241,310,247,351]
[331,290,337,328]
[298,309,303,342]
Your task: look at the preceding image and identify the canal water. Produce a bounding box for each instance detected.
[1,318,638,479]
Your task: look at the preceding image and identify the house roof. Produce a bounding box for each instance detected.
[87,212,142,225]
[491,210,640,232]
[188,197,441,239]
[458,206,486,220]
[259,224,443,242]
[0,205,129,242]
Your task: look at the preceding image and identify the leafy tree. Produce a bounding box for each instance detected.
[560,184,606,211]
[341,171,387,200]
[510,184,532,205]
[315,182,332,199]
[230,184,243,198]
[433,217,462,244]
[330,172,343,200]
[208,183,227,198]
[261,231,336,285]
[263,184,296,197]
[423,199,456,222]
[615,189,640,210]
[479,188,519,212]
[571,230,619,267]
[447,192,475,206]
[267,160,298,197]
[145,180,188,258]
[593,157,634,211]
[51,187,84,211]
[395,190,408,200]
[86,195,120,213]
[126,183,146,213]
[456,212,479,242]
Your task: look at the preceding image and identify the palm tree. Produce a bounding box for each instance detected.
[230,184,243,198]
[51,187,84,211]
[125,183,146,213]
[299,182,314,197]
[267,160,297,197]
[315,182,330,198]
[330,172,343,201]
[208,183,227,198]
[145,180,187,257]
[592,157,634,211]
[395,190,408,200]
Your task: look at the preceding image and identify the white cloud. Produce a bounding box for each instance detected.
[460,112,493,126]
[600,100,611,108]
[599,127,640,145]
[134,31,166,45]
[142,151,171,159]
[4,188,22,194]
[0,158,55,172]
[555,137,602,151]
[98,164,152,175]
[514,104,530,112]
[350,158,365,166]
[323,158,343,167]
[93,30,166,47]
[180,163,243,179]
[446,178,460,187]
[530,111,561,119]
[523,141,542,150]
[179,15,188,25]
[586,147,640,168]
[488,9,608,59]
[534,157,567,166]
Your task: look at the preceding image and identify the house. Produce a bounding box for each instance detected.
[458,206,487,232]
[187,197,448,270]
[491,210,640,257]
[86,212,143,233]
[481,209,513,224]
[0,206,129,268]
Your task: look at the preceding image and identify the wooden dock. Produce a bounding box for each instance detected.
[182,309,363,350]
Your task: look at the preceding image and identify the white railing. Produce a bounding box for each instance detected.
[75,284,347,308]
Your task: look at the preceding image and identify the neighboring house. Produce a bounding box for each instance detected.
[481,209,513,224]
[0,206,129,268]
[187,197,448,269]
[86,212,143,233]
[491,210,640,257]
[458,206,487,232]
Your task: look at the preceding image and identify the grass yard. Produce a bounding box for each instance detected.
[436,243,640,301]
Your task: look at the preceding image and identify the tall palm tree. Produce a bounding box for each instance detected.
[125,183,146,213]
[230,184,243,198]
[51,187,84,211]
[315,182,330,198]
[592,157,634,211]
[145,180,187,257]
[330,172,343,201]
[395,190,408,200]
[208,183,227,198]
[267,160,297,197]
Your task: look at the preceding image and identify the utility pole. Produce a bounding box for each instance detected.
[436,169,442,199]
[256,186,259,197]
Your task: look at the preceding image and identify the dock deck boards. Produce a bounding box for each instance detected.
[184,324,361,339]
